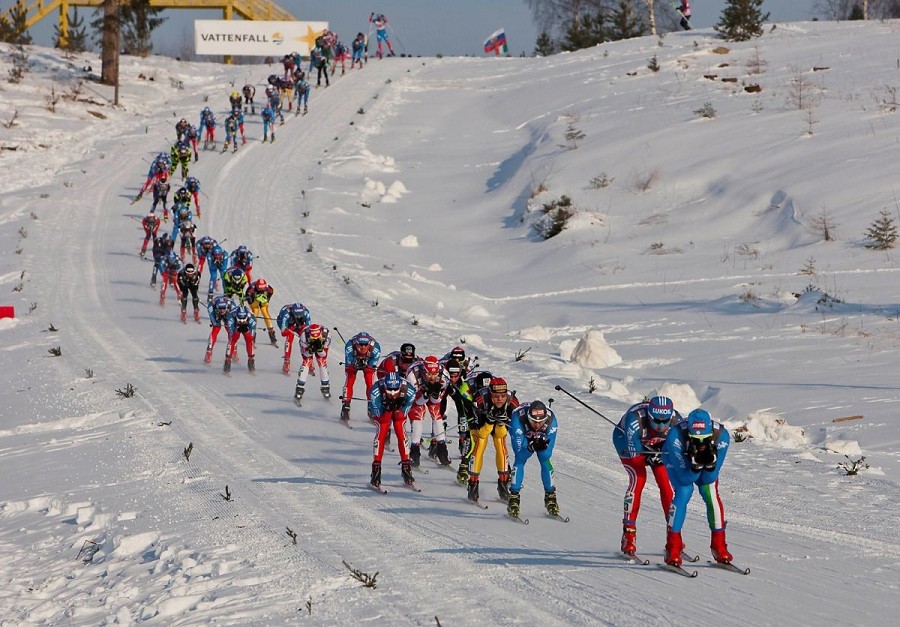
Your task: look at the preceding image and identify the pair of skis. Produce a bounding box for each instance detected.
[622,550,750,577]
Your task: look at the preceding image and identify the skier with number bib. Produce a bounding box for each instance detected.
[261,105,276,143]
[295,77,311,115]
[158,251,183,306]
[404,356,458,468]
[245,278,277,345]
[278,302,311,375]
[206,245,228,300]
[293,323,332,404]
[614,396,680,557]
[224,305,256,374]
[140,212,161,258]
[205,296,235,364]
[222,114,239,153]
[508,400,560,520]
[177,263,202,323]
[340,332,381,423]
[150,176,171,218]
[467,377,519,503]
[242,84,256,114]
[150,232,174,287]
[662,408,732,568]
[367,372,416,490]
[369,13,394,58]
[184,176,202,218]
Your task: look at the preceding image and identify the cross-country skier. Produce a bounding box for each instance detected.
[229,245,254,283]
[177,263,202,323]
[224,305,256,374]
[205,296,236,363]
[367,372,415,489]
[508,400,561,519]
[278,302,311,375]
[369,12,394,58]
[140,212,160,258]
[242,84,256,114]
[245,278,277,345]
[293,323,332,404]
[467,377,520,503]
[340,331,381,423]
[206,245,228,300]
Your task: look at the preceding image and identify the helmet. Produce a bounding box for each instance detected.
[255,279,268,291]
[687,409,713,438]
[308,323,323,340]
[161,232,172,242]
[215,299,228,313]
[423,355,441,380]
[228,267,245,280]
[470,370,494,392]
[179,118,187,125]
[203,107,211,114]
[178,207,189,221]
[527,400,549,425]
[184,263,196,275]
[445,359,462,381]
[647,396,674,430]
[235,306,251,323]
[146,212,156,220]
[449,346,466,362]
[232,91,239,98]
[489,377,508,395]
[399,342,416,363]
[291,303,307,320]
[383,372,402,398]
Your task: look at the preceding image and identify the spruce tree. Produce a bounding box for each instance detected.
[54,7,89,52]
[560,10,606,52]
[864,209,898,250]
[607,0,647,41]
[714,0,770,42]
[534,31,555,57]
[120,0,166,57]
[1,1,33,45]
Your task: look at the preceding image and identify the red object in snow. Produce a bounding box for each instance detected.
[0,306,14,318]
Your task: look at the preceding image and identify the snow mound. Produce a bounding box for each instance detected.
[743,411,808,448]
[655,384,701,415]
[517,326,553,342]
[566,330,622,368]
[399,235,418,247]
[823,438,862,456]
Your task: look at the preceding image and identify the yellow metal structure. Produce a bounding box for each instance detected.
[3,0,295,50]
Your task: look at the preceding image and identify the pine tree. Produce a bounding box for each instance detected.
[120,0,167,57]
[560,10,606,52]
[1,1,33,45]
[606,0,647,41]
[534,31,555,57]
[849,4,865,20]
[54,7,90,52]
[714,0,770,42]
[864,209,898,250]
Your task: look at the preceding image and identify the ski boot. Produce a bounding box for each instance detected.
[409,442,421,468]
[268,328,278,346]
[159,291,166,306]
[193,309,200,323]
[544,488,560,516]
[467,474,480,502]
[262,134,268,144]
[507,490,521,518]
[194,153,198,162]
[370,460,382,488]
[665,528,684,567]
[180,309,187,323]
[320,383,331,399]
[401,460,414,486]
[282,356,291,375]
[456,460,469,484]
[270,133,275,142]
[151,274,157,288]
[427,439,437,460]
[498,472,511,502]
[222,142,230,153]
[204,343,213,364]
[247,355,255,373]
[435,441,452,466]
[223,356,232,374]
[711,529,733,564]
[294,382,305,406]
[133,192,143,203]
[340,403,351,423]
[232,143,238,154]
[621,525,637,556]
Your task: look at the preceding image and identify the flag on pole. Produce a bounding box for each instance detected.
[483,28,508,56]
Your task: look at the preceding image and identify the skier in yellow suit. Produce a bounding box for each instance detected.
[246,278,278,346]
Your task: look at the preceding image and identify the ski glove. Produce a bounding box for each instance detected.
[528,436,549,452]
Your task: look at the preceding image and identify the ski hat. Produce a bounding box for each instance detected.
[489,377,508,395]
[527,400,549,425]
[400,342,416,362]
[687,409,713,438]
[647,396,674,424]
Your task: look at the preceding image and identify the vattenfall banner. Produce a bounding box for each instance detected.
[194,20,329,56]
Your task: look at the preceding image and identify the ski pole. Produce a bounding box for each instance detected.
[333,326,347,343]
[553,384,622,431]
[338,395,368,402]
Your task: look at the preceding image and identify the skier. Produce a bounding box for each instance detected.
[228,90,242,111]
[222,114,239,154]
[369,12,394,58]
[404,356,458,467]
[294,77,311,115]
[150,175,171,219]
[140,212,160,258]
[351,32,367,69]
[184,124,200,161]
[331,40,349,76]
[367,372,416,490]
[206,245,228,300]
[229,245,254,283]
[177,262,202,323]
[508,400,561,519]
[663,408,732,567]
[266,84,284,124]
[455,369,495,483]
[310,44,330,87]
[340,331,381,423]
[376,342,419,380]
[170,202,192,240]
[168,140,192,180]
[195,235,217,274]
[245,278,278,345]
[278,76,294,112]
[224,305,256,374]
[613,395,680,557]
[222,266,248,304]
[261,105,276,143]
[175,117,190,142]
[158,250,183,306]
[205,295,236,364]
[293,323,332,404]
[200,107,216,150]
[467,377,520,503]
[242,83,256,114]
[676,1,691,31]
[282,53,295,79]
[177,214,197,264]
[150,232,174,287]
[184,176,202,218]
[135,153,169,201]
[278,302,311,375]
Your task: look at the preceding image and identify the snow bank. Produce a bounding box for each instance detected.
[743,411,808,448]
[565,329,622,368]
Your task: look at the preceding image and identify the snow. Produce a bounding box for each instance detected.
[3,19,900,625]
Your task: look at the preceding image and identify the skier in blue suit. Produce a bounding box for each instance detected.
[507,400,560,519]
